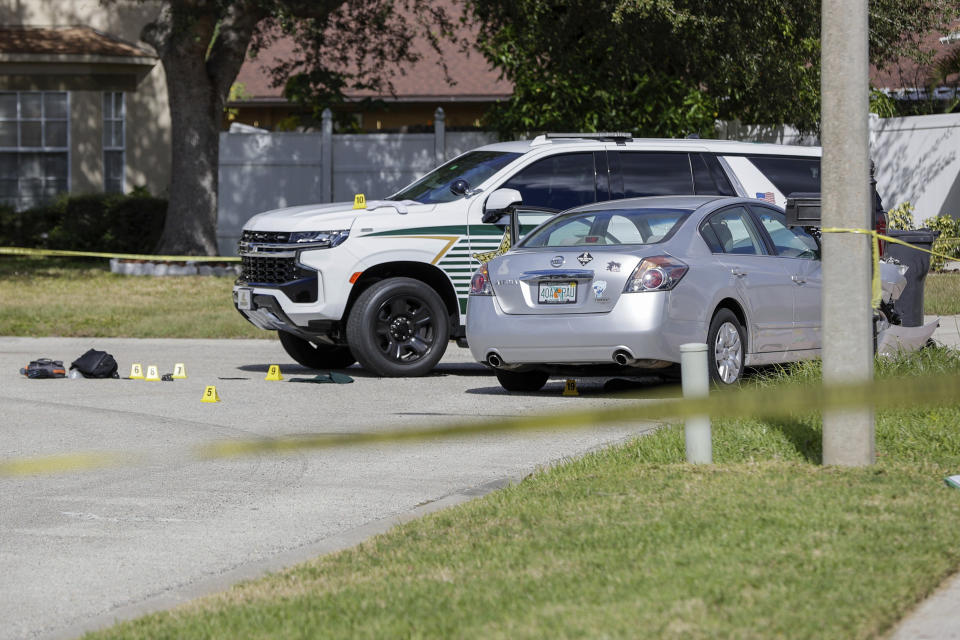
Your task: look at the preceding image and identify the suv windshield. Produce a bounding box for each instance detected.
[520,208,691,248]
[390,151,521,204]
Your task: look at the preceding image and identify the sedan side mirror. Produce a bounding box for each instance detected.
[482,188,523,224]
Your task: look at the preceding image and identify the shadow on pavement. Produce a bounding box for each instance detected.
[236,362,492,378]
[466,376,683,398]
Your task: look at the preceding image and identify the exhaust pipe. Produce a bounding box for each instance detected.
[613,349,636,366]
[486,353,503,368]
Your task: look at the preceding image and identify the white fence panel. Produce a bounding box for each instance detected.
[332,133,435,202]
[218,133,324,255]
[216,128,497,255]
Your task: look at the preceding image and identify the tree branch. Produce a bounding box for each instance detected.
[207,1,269,100]
[141,3,174,58]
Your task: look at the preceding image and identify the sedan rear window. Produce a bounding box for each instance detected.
[520,208,690,248]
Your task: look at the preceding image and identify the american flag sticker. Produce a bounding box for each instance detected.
[756,192,776,204]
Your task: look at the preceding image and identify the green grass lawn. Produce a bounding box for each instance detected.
[0,257,266,338]
[925,272,960,315]
[86,349,960,640]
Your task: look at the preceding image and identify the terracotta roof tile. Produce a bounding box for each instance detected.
[234,5,511,103]
[0,26,153,58]
[870,24,960,90]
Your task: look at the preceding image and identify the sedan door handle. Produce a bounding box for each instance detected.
[791,275,806,285]
[730,268,747,278]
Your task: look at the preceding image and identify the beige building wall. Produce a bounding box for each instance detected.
[1,1,171,197]
[70,90,101,193]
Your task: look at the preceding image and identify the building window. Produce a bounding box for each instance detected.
[103,92,124,193]
[0,91,69,210]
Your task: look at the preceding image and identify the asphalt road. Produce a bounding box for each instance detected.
[0,337,667,640]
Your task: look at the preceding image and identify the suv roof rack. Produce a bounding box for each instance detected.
[531,132,634,146]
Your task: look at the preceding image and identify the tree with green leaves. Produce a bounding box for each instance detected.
[465,0,958,138]
[135,0,451,255]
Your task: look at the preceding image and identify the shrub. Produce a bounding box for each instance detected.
[106,193,167,254]
[48,194,116,251]
[886,202,915,230]
[925,214,960,271]
[6,191,167,254]
[0,201,61,247]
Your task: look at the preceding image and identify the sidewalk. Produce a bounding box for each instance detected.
[887,315,960,639]
[929,314,960,349]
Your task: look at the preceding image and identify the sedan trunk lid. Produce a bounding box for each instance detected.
[487,249,641,315]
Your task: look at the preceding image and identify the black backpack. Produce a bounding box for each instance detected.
[71,349,119,379]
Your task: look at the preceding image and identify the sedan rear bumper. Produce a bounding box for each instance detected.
[466,292,704,366]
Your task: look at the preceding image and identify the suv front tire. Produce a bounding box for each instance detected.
[346,277,450,377]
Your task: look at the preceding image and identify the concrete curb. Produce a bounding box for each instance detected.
[888,569,960,639]
[108,259,240,277]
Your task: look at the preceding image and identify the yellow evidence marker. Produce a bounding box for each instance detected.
[171,363,187,379]
[562,379,579,396]
[129,363,144,379]
[145,365,161,381]
[265,365,283,381]
[353,193,366,209]
[201,385,221,403]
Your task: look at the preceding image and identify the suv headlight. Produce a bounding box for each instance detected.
[288,230,350,248]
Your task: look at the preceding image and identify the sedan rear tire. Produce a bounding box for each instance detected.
[494,369,549,392]
[708,309,745,386]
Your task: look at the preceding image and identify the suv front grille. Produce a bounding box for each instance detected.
[240,255,299,284]
[241,230,291,244]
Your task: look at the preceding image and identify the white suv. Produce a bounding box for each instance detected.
[234,133,828,376]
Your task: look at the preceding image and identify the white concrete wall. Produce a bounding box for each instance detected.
[716,120,820,146]
[869,112,960,221]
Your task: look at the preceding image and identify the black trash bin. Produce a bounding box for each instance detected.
[884,228,940,326]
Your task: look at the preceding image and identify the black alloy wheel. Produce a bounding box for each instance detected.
[346,277,450,377]
[278,331,356,369]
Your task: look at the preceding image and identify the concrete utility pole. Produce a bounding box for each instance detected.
[820,0,875,465]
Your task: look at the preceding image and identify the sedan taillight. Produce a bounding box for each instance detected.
[624,255,688,293]
[469,263,494,296]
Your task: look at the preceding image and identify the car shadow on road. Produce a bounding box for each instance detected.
[466,376,683,398]
[236,362,493,378]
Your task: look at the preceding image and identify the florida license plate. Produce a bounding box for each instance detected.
[538,281,577,304]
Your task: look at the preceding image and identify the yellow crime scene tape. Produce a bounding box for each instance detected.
[3,372,959,477]
[821,228,959,309]
[1,231,956,477]
[0,246,240,262]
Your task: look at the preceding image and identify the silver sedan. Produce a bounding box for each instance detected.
[467,195,823,391]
